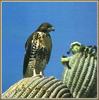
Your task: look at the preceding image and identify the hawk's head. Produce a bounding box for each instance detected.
[36,22,55,33]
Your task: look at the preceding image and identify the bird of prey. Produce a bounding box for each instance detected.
[23,23,55,78]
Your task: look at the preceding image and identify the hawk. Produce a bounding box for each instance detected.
[23,23,55,78]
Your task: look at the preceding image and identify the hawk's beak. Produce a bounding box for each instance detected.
[51,27,55,31]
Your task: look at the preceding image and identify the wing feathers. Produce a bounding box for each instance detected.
[23,32,52,77]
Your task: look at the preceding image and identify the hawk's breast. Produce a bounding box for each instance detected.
[37,32,52,51]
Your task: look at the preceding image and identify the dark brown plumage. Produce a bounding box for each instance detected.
[23,23,55,78]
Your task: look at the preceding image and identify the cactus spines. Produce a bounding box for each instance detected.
[73,53,91,97]
[83,58,97,97]
[50,83,69,98]
[2,76,72,98]
[42,81,63,98]
[61,44,97,98]
[70,54,86,93]
[29,77,57,98]
[62,54,78,84]
[13,76,41,98]
[67,53,82,88]
[76,56,95,97]
[2,78,28,98]
[22,76,54,98]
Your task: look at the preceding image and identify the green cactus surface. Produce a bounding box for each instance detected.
[62,45,97,98]
[2,76,72,98]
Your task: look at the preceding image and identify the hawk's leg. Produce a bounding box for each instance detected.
[40,71,44,76]
[33,68,37,76]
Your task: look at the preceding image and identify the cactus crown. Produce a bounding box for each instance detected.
[61,43,97,98]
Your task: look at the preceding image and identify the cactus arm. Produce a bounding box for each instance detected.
[26,76,55,98]
[73,53,91,97]
[76,56,94,97]
[2,78,28,98]
[83,58,97,97]
[50,84,67,98]
[70,54,86,93]
[61,93,72,98]
[62,54,78,84]
[42,81,63,98]
[56,88,69,98]
[13,76,40,98]
[67,53,82,88]
[34,79,58,98]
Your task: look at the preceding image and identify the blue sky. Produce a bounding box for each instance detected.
[2,2,97,93]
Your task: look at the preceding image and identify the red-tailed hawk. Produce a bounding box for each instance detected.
[23,23,55,78]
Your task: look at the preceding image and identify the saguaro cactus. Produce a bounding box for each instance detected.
[2,76,72,98]
[61,43,97,98]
